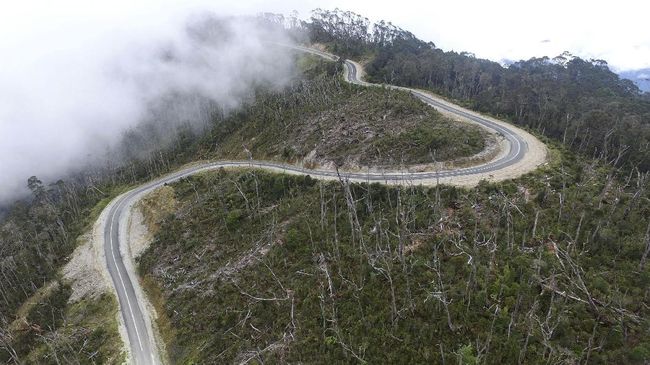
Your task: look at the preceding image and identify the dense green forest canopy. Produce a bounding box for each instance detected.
[296,8,650,172]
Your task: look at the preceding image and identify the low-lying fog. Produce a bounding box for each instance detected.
[0,4,296,204]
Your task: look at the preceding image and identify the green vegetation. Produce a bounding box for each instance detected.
[138,142,649,363]
[204,55,486,167]
[0,50,487,361]
[2,280,124,364]
[0,178,131,362]
[8,282,72,361]
[3,10,650,364]
[304,8,650,172]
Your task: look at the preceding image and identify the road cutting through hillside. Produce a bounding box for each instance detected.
[100,45,547,364]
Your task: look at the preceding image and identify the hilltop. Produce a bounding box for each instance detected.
[204,55,490,169]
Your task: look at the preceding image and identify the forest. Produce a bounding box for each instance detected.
[0,50,487,363]
[138,147,650,364]
[0,9,648,364]
[301,9,650,172]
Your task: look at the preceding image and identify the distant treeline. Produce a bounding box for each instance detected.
[283,8,650,171]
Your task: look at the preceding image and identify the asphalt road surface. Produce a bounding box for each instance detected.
[103,46,535,364]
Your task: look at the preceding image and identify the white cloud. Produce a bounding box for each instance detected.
[0,1,294,203]
[0,0,647,202]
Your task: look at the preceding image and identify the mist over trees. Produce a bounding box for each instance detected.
[0,15,299,360]
[0,13,295,205]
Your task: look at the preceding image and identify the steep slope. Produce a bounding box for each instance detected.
[138,149,650,364]
[97,47,547,364]
[0,50,508,365]
[205,55,493,170]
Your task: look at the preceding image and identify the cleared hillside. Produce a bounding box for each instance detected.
[205,56,491,169]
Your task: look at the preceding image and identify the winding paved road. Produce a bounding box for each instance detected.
[102,46,545,364]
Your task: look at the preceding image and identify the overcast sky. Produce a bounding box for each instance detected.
[229,0,650,71]
[1,0,648,70]
[0,0,648,202]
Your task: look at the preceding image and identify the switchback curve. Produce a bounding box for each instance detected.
[101,45,547,364]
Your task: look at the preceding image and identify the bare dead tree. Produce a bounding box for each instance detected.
[535,291,565,361]
[335,169,365,251]
[639,219,650,270]
[518,299,538,365]
[228,178,252,216]
[582,320,604,365]
[424,243,454,331]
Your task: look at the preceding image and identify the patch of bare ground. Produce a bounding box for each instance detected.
[60,196,125,307]
[235,337,293,365]
[138,185,177,239]
[210,243,273,283]
[62,230,111,303]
